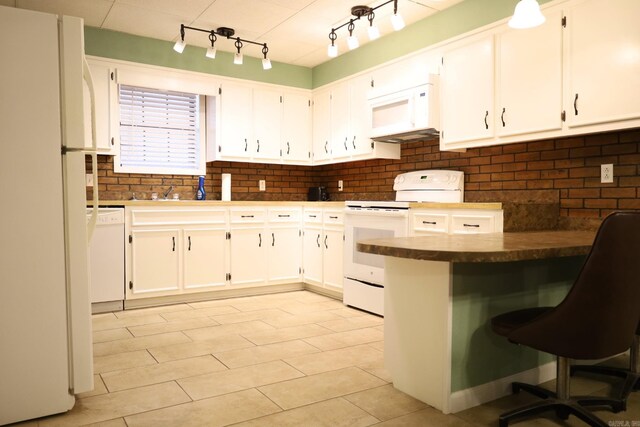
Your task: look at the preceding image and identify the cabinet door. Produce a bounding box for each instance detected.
[130,229,179,297]
[349,75,373,156]
[183,228,227,290]
[219,83,253,159]
[312,89,332,161]
[441,35,495,146]
[268,226,301,282]
[230,227,267,286]
[282,92,311,163]
[497,9,563,137]
[253,87,282,160]
[323,228,344,290]
[85,61,117,154]
[565,0,640,128]
[302,227,323,285]
[330,82,350,159]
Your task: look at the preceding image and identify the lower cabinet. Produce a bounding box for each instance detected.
[183,228,228,289]
[302,208,344,292]
[410,208,503,236]
[130,228,180,295]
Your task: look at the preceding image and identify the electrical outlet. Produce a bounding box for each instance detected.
[338,180,343,192]
[601,164,613,183]
[86,174,94,187]
[259,179,266,191]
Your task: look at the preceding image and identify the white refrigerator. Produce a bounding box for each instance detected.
[0,6,99,425]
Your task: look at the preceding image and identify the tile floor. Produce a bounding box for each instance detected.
[14,290,640,426]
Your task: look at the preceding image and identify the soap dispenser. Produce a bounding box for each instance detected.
[196,176,206,200]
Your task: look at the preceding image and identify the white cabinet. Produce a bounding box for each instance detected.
[229,208,267,287]
[183,228,227,289]
[267,208,302,283]
[349,74,375,157]
[564,0,640,129]
[440,35,495,148]
[302,208,344,292]
[218,82,253,160]
[130,228,180,296]
[496,9,563,137]
[312,89,332,162]
[84,59,118,154]
[252,87,282,160]
[410,208,503,236]
[329,81,351,159]
[282,92,312,163]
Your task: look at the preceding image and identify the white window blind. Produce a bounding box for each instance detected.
[116,84,204,175]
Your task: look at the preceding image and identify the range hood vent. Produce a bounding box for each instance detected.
[371,128,439,144]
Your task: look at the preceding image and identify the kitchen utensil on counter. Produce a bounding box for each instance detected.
[308,186,329,201]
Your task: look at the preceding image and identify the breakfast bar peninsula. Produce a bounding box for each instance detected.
[357,230,596,414]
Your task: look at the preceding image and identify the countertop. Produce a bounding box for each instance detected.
[92,200,502,210]
[357,230,596,263]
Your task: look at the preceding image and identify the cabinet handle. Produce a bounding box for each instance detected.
[324,141,328,154]
[316,234,320,247]
[501,107,506,127]
[241,215,255,218]
[309,215,317,218]
[329,216,338,219]
[287,142,290,155]
[352,136,356,149]
[258,233,262,247]
[257,140,260,153]
[422,221,437,225]
[324,235,328,249]
[188,236,191,251]
[463,223,480,228]
[110,137,114,146]
[172,236,175,251]
[484,110,489,130]
[272,232,275,247]
[573,93,579,116]
[344,137,347,150]
[244,138,248,152]
[278,214,290,218]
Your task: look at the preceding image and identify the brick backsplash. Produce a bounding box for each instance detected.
[88,127,640,228]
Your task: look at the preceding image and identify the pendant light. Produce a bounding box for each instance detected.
[509,0,546,29]
[205,31,217,59]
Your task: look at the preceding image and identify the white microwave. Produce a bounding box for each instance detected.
[369,75,440,143]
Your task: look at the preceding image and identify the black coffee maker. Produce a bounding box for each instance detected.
[308,186,329,201]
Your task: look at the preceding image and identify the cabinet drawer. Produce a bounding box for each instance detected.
[323,210,344,225]
[412,212,449,234]
[268,208,301,223]
[304,210,322,224]
[130,209,226,226]
[450,214,495,234]
[230,209,266,224]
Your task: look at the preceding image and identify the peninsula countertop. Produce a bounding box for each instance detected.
[357,230,596,263]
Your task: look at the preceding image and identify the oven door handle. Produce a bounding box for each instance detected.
[344,209,409,218]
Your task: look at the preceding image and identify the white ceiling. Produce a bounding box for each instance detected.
[0,0,463,67]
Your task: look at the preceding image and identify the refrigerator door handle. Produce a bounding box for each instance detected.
[82,56,99,241]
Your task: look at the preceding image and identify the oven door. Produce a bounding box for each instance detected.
[344,208,409,285]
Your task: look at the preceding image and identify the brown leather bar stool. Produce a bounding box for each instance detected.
[491,212,640,427]
[570,323,640,410]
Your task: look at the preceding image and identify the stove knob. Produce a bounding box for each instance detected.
[395,175,405,184]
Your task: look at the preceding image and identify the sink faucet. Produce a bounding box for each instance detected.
[163,185,174,199]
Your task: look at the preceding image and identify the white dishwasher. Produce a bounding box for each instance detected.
[87,208,125,313]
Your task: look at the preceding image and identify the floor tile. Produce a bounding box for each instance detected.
[241,323,331,346]
[278,300,346,315]
[232,397,379,427]
[178,360,304,400]
[38,382,190,426]
[183,320,276,341]
[101,355,227,392]
[374,407,476,426]
[368,340,384,352]
[344,384,428,421]
[85,418,128,427]
[359,358,393,383]
[113,303,192,318]
[93,349,157,374]
[93,331,191,357]
[210,308,290,325]
[261,310,343,328]
[284,343,384,375]
[127,316,219,337]
[317,315,384,332]
[214,339,320,369]
[160,305,240,321]
[92,328,133,343]
[303,327,384,351]
[148,334,255,363]
[326,307,371,318]
[258,366,386,410]
[92,313,167,332]
[124,388,281,427]
[77,375,108,399]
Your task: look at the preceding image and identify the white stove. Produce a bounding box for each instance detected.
[343,170,464,316]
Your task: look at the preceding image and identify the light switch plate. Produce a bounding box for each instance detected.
[259,180,266,191]
[338,180,343,191]
[86,174,94,187]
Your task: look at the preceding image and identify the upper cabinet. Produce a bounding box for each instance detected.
[440,35,495,147]
[84,59,118,155]
[281,92,312,163]
[497,9,563,138]
[563,0,640,129]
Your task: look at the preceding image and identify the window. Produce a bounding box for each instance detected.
[115,84,205,175]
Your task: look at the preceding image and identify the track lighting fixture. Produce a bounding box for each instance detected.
[509,0,545,29]
[173,24,271,69]
[327,0,404,58]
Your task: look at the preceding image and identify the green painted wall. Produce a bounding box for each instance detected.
[313,0,553,88]
[450,256,584,392]
[84,27,313,89]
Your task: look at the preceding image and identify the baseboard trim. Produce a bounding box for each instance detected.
[448,361,557,414]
